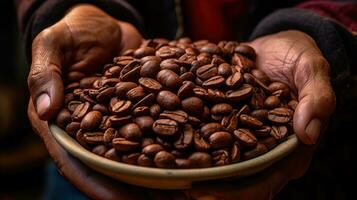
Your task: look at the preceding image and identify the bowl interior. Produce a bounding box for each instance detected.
[49,124,299,189]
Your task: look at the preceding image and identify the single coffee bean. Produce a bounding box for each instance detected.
[179,72,195,82]
[194,130,211,151]
[193,86,209,99]
[103,128,117,143]
[231,53,255,72]
[264,96,280,109]
[133,116,154,132]
[156,69,181,89]
[140,56,162,64]
[142,144,164,156]
[140,60,161,78]
[207,89,226,102]
[137,154,153,167]
[132,106,150,116]
[120,60,141,82]
[111,100,132,115]
[72,102,91,121]
[174,124,193,150]
[250,109,269,122]
[226,84,253,102]
[80,111,102,131]
[196,64,218,80]
[210,103,233,115]
[104,66,122,78]
[231,142,241,163]
[251,69,270,85]
[65,122,81,137]
[153,119,179,137]
[218,63,233,78]
[126,86,146,102]
[133,93,155,109]
[122,152,141,165]
[149,104,161,118]
[200,123,222,139]
[233,129,257,147]
[118,123,142,141]
[141,138,155,148]
[270,125,289,142]
[133,47,155,58]
[268,107,294,123]
[188,116,201,126]
[156,46,185,59]
[250,87,266,110]
[156,90,180,110]
[268,82,290,98]
[56,108,71,129]
[181,97,204,116]
[202,75,225,88]
[175,158,192,168]
[93,104,108,115]
[239,114,263,128]
[113,56,134,66]
[92,145,109,156]
[189,152,212,168]
[254,126,272,137]
[259,136,278,150]
[209,131,233,148]
[139,77,163,93]
[112,138,140,152]
[211,56,225,66]
[154,151,176,168]
[100,78,121,87]
[83,131,104,144]
[234,44,256,60]
[104,148,121,161]
[160,59,181,74]
[212,149,230,166]
[226,72,243,89]
[200,43,223,55]
[177,81,195,99]
[221,110,238,133]
[243,143,268,160]
[115,82,137,98]
[160,110,188,124]
[109,115,132,127]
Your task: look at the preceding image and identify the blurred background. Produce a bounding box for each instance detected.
[0,1,356,200]
[0,1,48,200]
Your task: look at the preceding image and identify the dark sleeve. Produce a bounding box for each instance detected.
[249,8,357,87]
[15,0,144,58]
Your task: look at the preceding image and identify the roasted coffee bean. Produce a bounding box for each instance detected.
[177,81,195,99]
[231,142,241,163]
[137,154,153,166]
[197,53,212,64]
[154,151,176,168]
[175,159,192,168]
[113,138,140,152]
[98,116,111,131]
[179,72,195,82]
[200,43,223,55]
[250,87,266,110]
[95,87,116,103]
[200,123,222,139]
[193,86,209,99]
[207,89,226,102]
[56,108,72,129]
[140,56,162,64]
[196,64,218,80]
[231,53,255,72]
[104,66,122,78]
[160,110,188,124]
[72,102,91,121]
[160,59,181,74]
[202,75,225,88]
[80,76,99,89]
[226,84,253,102]
[234,44,256,60]
[126,86,146,102]
[188,116,201,126]
[149,104,161,118]
[133,47,155,58]
[210,103,233,115]
[113,56,134,66]
[209,131,233,148]
[211,56,225,66]
[218,63,233,78]
[260,136,278,150]
[65,122,81,137]
[111,100,132,115]
[264,96,280,109]
[239,114,263,128]
[174,124,193,150]
[157,90,180,110]
[189,152,212,168]
[83,131,104,144]
[251,69,269,85]
[115,82,137,98]
[153,119,179,137]
[194,130,211,151]
[140,60,160,78]
[141,138,155,148]
[109,115,132,127]
[250,109,269,122]
[120,60,141,82]
[80,111,102,131]
[270,125,289,142]
[93,104,108,115]
[138,77,162,93]
[118,123,142,141]
[226,72,243,89]
[243,143,268,160]
[233,129,257,147]
[133,93,155,109]
[181,97,204,116]
[268,82,290,98]
[122,153,140,165]
[142,144,164,156]
[132,106,150,116]
[156,69,181,89]
[268,107,293,123]
[100,78,121,87]
[104,148,121,161]
[156,46,185,59]
[133,116,154,132]
[254,126,272,137]
[103,128,117,143]
[92,145,109,156]
[212,149,230,166]
[221,110,238,133]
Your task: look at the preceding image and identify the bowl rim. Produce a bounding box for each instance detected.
[49,123,299,180]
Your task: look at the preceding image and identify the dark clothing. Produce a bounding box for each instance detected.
[15,0,357,199]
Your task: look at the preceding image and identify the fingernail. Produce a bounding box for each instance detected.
[305,118,321,144]
[36,93,50,116]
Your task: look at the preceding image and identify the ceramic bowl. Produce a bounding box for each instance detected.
[49,124,298,189]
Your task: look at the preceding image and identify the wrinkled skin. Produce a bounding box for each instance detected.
[27,4,335,199]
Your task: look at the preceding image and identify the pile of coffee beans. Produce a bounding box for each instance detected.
[56,38,298,168]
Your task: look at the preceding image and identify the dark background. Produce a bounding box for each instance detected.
[0,1,356,200]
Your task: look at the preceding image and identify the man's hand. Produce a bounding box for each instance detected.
[186,30,336,199]
[28,4,142,120]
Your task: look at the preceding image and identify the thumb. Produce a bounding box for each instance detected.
[293,58,336,145]
[28,29,65,120]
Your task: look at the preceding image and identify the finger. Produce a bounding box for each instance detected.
[28,29,65,120]
[28,99,147,200]
[118,21,143,54]
[293,57,336,145]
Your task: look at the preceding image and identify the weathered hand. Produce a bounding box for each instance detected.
[28,4,142,120]
[185,30,336,200]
